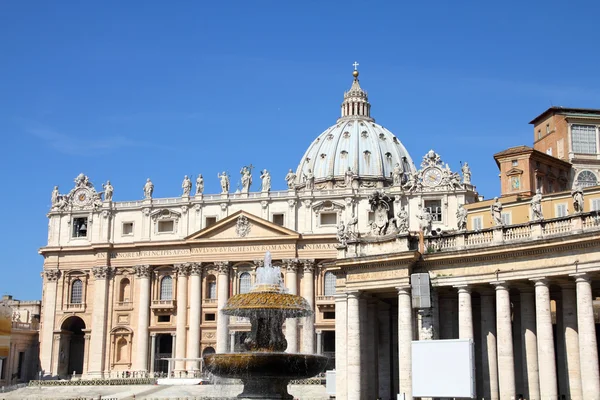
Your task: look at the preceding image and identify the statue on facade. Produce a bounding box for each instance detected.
[344,167,356,188]
[182,175,192,196]
[240,165,253,193]
[345,213,358,240]
[74,173,92,188]
[456,204,467,230]
[396,208,409,233]
[143,178,154,199]
[260,169,271,192]
[51,186,60,206]
[336,221,348,246]
[196,174,204,195]
[218,172,230,194]
[531,189,543,221]
[285,169,296,189]
[462,162,472,185]
[404,171,421,193]
[103,181,114,202]
[417,206,433,236]
[572,183,584,213]
[304,169,315,190]
[491,197,503,226]
[392,163,404,186]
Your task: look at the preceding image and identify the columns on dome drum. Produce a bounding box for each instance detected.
[174,263,190,372]
[134,265,152,372]
[87,266,112,377]
[397,286,413,400]
[284,259,298,353]
[216,261,230,353]
[492,281,515,399]
[187,263,203,371]
[301,260,316,354]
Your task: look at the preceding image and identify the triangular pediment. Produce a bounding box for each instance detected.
[505,167,523,176]
[185,210,300,242]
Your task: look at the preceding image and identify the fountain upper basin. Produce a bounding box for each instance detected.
[203,352,328,380]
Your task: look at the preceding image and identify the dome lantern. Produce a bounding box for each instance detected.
[339,62,373,122]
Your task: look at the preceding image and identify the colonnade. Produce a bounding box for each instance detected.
[335,274,600,400]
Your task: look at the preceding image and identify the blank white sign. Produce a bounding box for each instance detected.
[411,339,475,398]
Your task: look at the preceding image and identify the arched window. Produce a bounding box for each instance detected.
[207,276,217,299]
[119,278,131,302]
[576,170,598,188]
[324,272,336,296]
[116,338,128,363]
[239,272,251,294]
[71,279,83,304]
[160,276,173,300]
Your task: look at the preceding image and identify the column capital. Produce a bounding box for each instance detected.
[333,293,347,301]
[454,284,471,293]
[253,259,264,268]
[43,269,61,282]
[215,261,230,275]
[529,277,550,286]
[92,266,112,280]
[396,285,411,295]
[346,290,362,299]
[174,263,190,276]
[150,332,157,337]
[570,272,592,283]
[283,258,299,272]
[490,280,509,290]
[300,259,315,273]
[134,264,152,278]
[189,263,203,276]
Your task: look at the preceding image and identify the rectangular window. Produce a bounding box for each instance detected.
[205,313,216,322]
[472,216,483,231]
[320,212,337,226]
[157,220,174,233]
[572,124,597,154]
[157,315,170,323]
[122,222,134,236]
[272,213,285,226]
[323,311,336,320]
[368,211,374,223]
[537,129,542,140]
[501,212,511,225]
[546,123,550,134]
[208,281,217,299]
[424,200,442,222]
[72,217,88,238]
[205,216,217,228]
[556,203,568,217]
[590,199,600,211]
[512,160,518,167]
[546,148,553,156]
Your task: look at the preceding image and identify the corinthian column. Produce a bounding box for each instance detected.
[216,261,230,353]
[134,265,152,372]
[532,278,558,399]
[397,286,413,400]
[574,274,600,399]
[40,269,60,376]
[174,263,190,372]
[492,281,515,399]
[187,263,203,371]
[284,259,298,353]
[87,266,112,378]
[301,260,315,354]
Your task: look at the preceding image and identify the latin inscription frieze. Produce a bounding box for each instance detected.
[346,268,404,282]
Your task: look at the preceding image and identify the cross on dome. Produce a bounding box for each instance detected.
[353,61,359,71]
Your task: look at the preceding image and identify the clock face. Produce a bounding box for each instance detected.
[423,168,442,186]
[73,188,91,206]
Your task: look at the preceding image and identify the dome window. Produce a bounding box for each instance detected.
[327,133,334,140]
[393,137,399,144]
[385,152,392,159]
[363,150,371,156]
[361,131,368,138]
[340,150,348,158]
[360,122,365,126]
[379,133,386,140]
[320,153,327,159]
[305,157,311,163]
[343,131,350,138]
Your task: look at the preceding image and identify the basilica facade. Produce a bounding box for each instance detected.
[38,68,600,400]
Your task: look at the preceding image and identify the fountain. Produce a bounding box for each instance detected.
[203,252,328,399]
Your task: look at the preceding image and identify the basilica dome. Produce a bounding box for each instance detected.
[295,69,416,186]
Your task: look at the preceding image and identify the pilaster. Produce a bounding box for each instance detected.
[216,261,230,353]
[134,265,151,372]
[87,266,112,378]
[40,269,60,376]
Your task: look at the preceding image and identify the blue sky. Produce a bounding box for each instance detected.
[1,1,600,300]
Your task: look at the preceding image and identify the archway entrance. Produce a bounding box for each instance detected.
[153,334,173,374]
[59,316,85,376]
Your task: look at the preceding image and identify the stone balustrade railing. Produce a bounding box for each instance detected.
[12,321,39,331]
[424,211,600,254]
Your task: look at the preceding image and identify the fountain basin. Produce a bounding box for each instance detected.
[223,291,312,318]
[204,353,328,399]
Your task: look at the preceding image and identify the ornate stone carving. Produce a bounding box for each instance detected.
[392,163,405,186]
[531,189,543,221]
[196,174,204,195]
[194,204,202,213]
[260,169,271,192]
[102,209,111,219]
[303,169,315,190]
[337,213,358,246]
[260,200,268,209]
[456,205,467,231]
[240,165,253,193]
[368,190,397,236]
[143,178,154,199]
[491,197,503,226]
[218,171,230,194]
[175,263,190,276]
[285,169,296,189]
[254,260,264,268]
[220,203,228,212]
[189,263,203,276]
[44,269,61,281]
[287,199,296,208]
[215,261,230,274]
[134,265,152,278]
[50,174,106,211]
[344,167,356,188]
[182,175,192,196]
[461,162,471,184]
[303,199,312,208]
[417,206,433,235]
[396,208,409,233]
[283,259,298,272]
[301,259,315,273]
[572,183,584,213]
[143,207,151,216]
[235,215,252,237]
[92,266,112,279]
[181,205,188,214]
